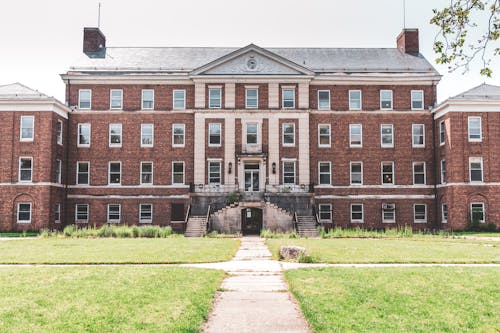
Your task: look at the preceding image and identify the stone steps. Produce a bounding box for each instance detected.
[296,215,319,237]
[185,216,207,237]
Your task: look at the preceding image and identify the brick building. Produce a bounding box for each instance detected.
[1,27,498,233]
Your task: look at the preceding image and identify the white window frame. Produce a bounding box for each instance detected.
[350,204,364,223]
[440,159,447,184]
[78,89,91,109]
[349,90,362,110]
[380,124,394,148]
[382,203,396,223]
[208,160,222,184]
[245,123,259,145]
[414,204,427,223]
[141,89,154,110]
[55,203,61,223]
[412,162,426,185]
[282,123,295,147]
[411,90,424,110]
[208,123,222,147]
[107,204,121,223]
[208,88,222,109]
[381,161,395,185]
[282,160,296,185]
[56,120,63,145]
[172,161,185,185]
[172,124,185,147]
[380,90,393,110]
[109,123,122,147]
[441,203,448,223]
[439,120,446,145]
[412,124,425,148]
[110,89,123,110]
[141,124,154,147]
[20,116,34,142]
[75,204,89,223]
[17,202,32,224]
[349,124,362,147]
[317,90,331,110]
[350,161,363,185]
[18,157,33,182]
[77,123,91,148]
[140,161,153,185]
[108,161,122,185]
[173,89,186,110]
[318,124,331,148]
[245,88,259,109]
[318,161,331,185]
[469,157,483,182]
[56,159,62,184]
[468,116,482,142]
[139,203,153,223]
[318,204,332,222]
[470,202,485,224]
[282,88,295,109]
[76,161,90,185]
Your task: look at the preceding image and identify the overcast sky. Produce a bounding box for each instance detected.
[1,0,498,103]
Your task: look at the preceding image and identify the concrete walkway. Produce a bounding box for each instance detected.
[198,236,310,333]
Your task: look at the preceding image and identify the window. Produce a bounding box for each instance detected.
[110,89,123,109]
[20,116,34,141]
[141,124,154,147]
[469,157,483,182]
[442,203,448,223]
[318,162,331,185]
[318,204,332,222]
[380,90,393,110]
[282,88,295,108]
[17,203,32,223]
[19,157,32,182]
[172,124,185,147]
[55,204,61,223]
[172,162,185,184]
[350,162,363,185]
[439,120,446,145]
[77,161,89,185]
[381,162,394,185]
[142,89,154,109]
[349,90,362,110]
[381,124,394,148]
[56,159,62,184]
[468,116,482,142]
[139,204,153,223]
[412,124,425,147]
[107,204,121,223]
[282,123,295,146]
[414,204,427,223]
[140,162,153,185]
[318,124,331,147]
[109,124,122,147]
[246,88,258,108]
[441,160,447,184]
[108,162,121,185]
[77,123,91,147]
[173,90,186,110]
[471,202,485,223]
[351,204,363,223]
[413,162,426,185]
[317,90,330,110]
[246,123,258,145]
[411,90,424,110]
[56,120,63,145]
[382,203,396,223]
[209,88,222,108]
[75,204,89,223]
[78,89,91,109]
[208,161,221,184]
[349,124,362,147]
[209,123,222,146]
[282,161,296,185]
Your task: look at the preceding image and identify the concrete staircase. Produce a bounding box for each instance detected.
[185,215,208,237]
[296,215,319,237]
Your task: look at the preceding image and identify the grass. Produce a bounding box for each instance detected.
[0,232,38,237]
[0,266,224,332]
[0,238,240,264]
[267,238,500,263]
[286,267,500,333]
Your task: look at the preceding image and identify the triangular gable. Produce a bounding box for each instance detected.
[190,44,314,76]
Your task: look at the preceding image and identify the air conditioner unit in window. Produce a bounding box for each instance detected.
[382,203,395,210]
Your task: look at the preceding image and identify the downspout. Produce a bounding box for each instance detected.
[431,81,439,231]
[63,79,71,229]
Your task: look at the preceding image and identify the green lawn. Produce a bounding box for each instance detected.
[0,238,239,264]
[267,238,500,263]
[286,267,500,333]
[0,266,224,332]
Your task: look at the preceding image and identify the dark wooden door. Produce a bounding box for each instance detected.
[241,208,263,235]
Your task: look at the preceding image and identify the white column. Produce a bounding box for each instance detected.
[268,117,280,185]
[193,113,205,184]
[224,117,235,185]
[225,83,235,109]
[194,83,205,108]
[298,82,309,109]
[268,83,279,109]
[298,115,310,185]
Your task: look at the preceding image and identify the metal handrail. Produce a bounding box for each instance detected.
[293,211,298,232]
[205,205,211,234]
[184,205,191,224]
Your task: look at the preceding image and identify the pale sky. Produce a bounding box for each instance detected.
[1,0,498,103]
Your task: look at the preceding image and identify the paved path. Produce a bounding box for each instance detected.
[198,236,310,333]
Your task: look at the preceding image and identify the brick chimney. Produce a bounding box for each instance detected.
[397,29,419,54]
[83,27,106,54]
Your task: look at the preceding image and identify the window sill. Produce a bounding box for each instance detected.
[16,221,31,224]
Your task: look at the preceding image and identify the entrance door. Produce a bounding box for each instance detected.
[241,208,263,235]
[244,164,260,192]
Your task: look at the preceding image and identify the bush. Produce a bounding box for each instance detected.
[260,229,299,239]
[297,252,314,263]
[54,225,177,238]
[319,226,415,239]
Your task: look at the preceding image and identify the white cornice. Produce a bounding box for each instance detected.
[311,72,441,85]
[0,100,70,118]
[433,100,500,119]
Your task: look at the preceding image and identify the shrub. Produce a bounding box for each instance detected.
[297,252,314,263]
[158,226,173,238]
[138,226,160,238]
[63,225,77,237]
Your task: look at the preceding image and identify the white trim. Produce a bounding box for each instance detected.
[315,184,434,189]
[107,204,121,223]
[349,124,362,147]
[439,120,446,146]
[245,88,259,109]
[412,161,426,185]
[317,90,331,110]
[208,123,222,147]
[412,124,425,148]
[77,123,91,148]
[441,203,448,223]
[68,194,189,199]
[318,203,332,222]
[140,161,154,185]
[411,90,424,110]
[350,203,364,223]
[433,100,500,119]
[78,89,91,110]
[413,203,427,223]
[318,161,331,185]
[172,161,185,185]
[141,89,155,110]
[348,90,362,110]
[470,202,485,223]
[0,182,64,187]
[469,157,483,183]
[318,124,331,148]
[282,160,296,185]
[16,202,32,224]
[56,119,63,145]
[208,160,222,184]
[245,122,259,145]
[381,161,395,185]
[173,89,186,110]
[440,159,446,184]
[316,194,435,199]
[20,115,34,142]
[56,159,62,184]
[68,184,190,189]
[0,100,69,118]
[18,157,33,182]
[382,203,396,223]
[282,123,295,147]
[467,116,482,142]
[437,182,500,188]
[76,161,90,185]
[55,203,61,223]
[380,90,393,110]
[140,123,154,148]
[108,161,122,185]
[108,123,122,148]
[139,203,153,223]
[172,123,185,147]
[282,88,295,109]
[380,124,394,148]
[75,203,89,223]
[110,89,123,110]
[350,161,363,185]
[208,88,222,109]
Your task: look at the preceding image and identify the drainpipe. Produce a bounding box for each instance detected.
[63,79,71,229]
[431,81,439,231]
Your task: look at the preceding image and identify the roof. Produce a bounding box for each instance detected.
[69,46,439,74]
[450,83,500,100]
[0,83,51,99]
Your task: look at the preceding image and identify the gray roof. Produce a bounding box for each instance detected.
[451,83,500,100]
[70,46,439,74]
[0,83,50,99]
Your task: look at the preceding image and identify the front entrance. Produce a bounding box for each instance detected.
[244,164,260,192]
[241,208,263,235]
